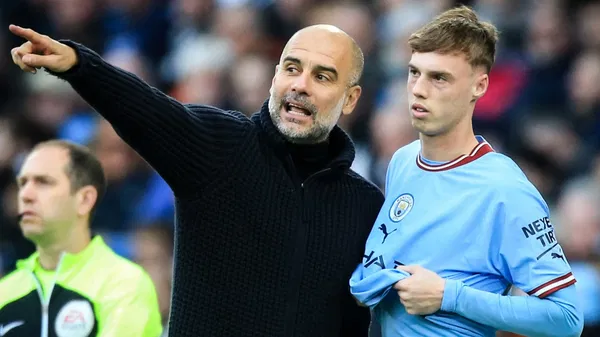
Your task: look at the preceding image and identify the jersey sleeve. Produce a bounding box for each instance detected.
[494,181,576,298]
[96,269,163,337]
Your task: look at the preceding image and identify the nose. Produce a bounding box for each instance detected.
[19,182,36,204]
[409,75,428,99]
[291,71,311,95]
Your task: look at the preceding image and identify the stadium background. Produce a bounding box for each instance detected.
[0,0,598,336]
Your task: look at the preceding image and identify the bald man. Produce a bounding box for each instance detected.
[9,24,384,337]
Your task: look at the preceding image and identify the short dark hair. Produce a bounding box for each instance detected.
[32,140,106,215]
[408,5,499,73]
[349,40,364,87]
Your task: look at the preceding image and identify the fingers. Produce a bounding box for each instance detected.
[395,264,420,274]
[9,24,55,73]
[24,53,62,69]
[393,279,407,291]
[9,25,49,45]
[398,293,423,315]
[398,290,410,302]
[398,293,418,315]
[11,47,36,73]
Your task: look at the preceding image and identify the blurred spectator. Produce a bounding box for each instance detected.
[88,119,153,232]
[227,54,274,115]
[132,224,174,334]
[566,51,600,150]
[575,1,600,51]
[555,177,600,336]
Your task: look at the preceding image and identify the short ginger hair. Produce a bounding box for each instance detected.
[408,5,499,73]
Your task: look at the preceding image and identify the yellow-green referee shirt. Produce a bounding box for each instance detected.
[0,235,163,337]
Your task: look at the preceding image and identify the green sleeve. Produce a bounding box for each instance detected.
[96,271,163,337]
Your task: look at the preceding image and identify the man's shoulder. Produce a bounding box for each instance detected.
[478,152,539,192]
[87,241,152,288]
[389,140,421,167]
[345,169,384,196]
[468,153,548,216]
[342,170,385,210]
[394,140,421,157]
[0,268,35,309]
[0,268,30,289]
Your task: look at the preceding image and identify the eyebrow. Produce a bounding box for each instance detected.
[408,63,454,80]
[16,174,54,184]
[283,56,339,81]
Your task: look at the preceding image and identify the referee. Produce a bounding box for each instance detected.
[0,140,163,337]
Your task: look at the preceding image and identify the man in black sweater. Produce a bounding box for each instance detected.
[9,24,385,337]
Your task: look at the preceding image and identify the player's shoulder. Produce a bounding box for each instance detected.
[391,140,421,160]
[481,152,546,204]
[389,140,421,169]
[481,152,531,183]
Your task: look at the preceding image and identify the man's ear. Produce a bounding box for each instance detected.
[272,65,279,83]
[76,186,97,216]
[472,72,489,102]
[342,85,362,115]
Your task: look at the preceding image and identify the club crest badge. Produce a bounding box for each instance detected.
[389,193,414,222]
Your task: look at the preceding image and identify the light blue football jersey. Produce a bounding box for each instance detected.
[350,136,576,336]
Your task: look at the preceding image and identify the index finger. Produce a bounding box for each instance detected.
[392,279,408,291]
[395,264,419,274]
[9,25,47,44]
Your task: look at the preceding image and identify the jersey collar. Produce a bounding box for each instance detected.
[416,136,494,172]
[16,235,106,272]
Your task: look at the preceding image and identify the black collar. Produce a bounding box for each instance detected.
[250,99,355,170]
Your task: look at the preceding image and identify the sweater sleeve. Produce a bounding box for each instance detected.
[47,41,252,197]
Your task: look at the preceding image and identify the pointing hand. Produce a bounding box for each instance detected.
[9,24,78,74]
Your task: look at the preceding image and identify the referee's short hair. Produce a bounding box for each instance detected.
[32,139,106,215]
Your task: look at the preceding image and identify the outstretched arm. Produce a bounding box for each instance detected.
[9,25,252,197]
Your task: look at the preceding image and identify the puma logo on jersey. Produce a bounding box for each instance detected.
[551,252,565,262]
[378,224,397,244]
[0,321,24,336]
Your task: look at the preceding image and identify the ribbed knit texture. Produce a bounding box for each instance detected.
[50,41,385,337]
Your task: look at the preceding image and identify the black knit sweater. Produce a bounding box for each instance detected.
[52,42,385,337]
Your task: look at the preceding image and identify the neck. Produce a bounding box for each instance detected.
[37,222,91,270]
[420,117,478,162]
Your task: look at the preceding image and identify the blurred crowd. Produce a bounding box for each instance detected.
[0,0,599,334]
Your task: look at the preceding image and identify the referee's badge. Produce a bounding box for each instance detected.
[54,300,95,337]
[389,193,414,222]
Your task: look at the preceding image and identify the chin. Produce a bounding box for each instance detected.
[411,120,442,137]
[275,114,312,136]
[411,119,427,133]
[20,220,44,237]
[21,227,45,240]
[279,125,310,141]
[283,120,313,133]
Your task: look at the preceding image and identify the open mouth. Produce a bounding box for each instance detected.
[412,103,429,113]
[284,102,312,117]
